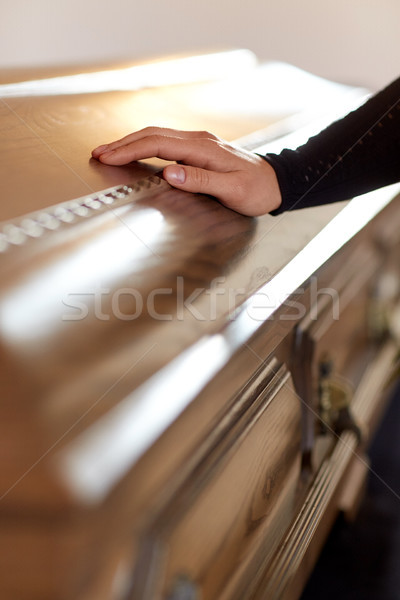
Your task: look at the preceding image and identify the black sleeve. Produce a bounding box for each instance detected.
[264,76,400,215]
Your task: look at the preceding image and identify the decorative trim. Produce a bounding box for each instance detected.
[0,175,166,253]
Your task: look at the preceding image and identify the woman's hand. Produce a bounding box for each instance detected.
[92,127,282,216]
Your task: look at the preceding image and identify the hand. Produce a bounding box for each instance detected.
[92,128,282,216]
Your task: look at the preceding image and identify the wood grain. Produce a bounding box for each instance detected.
[0,58,399,600]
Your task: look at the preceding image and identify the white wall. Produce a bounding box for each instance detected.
[1,0,399,88]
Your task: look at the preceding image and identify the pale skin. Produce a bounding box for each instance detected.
[91,127,282,217]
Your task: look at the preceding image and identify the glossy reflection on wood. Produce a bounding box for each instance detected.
[1,56,399,600]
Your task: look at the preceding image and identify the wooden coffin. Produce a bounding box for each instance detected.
[0,52,399,600]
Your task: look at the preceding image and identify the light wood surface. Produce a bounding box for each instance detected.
[0,54,399,600]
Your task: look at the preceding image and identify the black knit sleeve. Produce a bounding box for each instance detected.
[264,76,400,215]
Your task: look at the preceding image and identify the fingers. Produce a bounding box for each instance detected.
[92,127,218,159]
[90,127,283,216]
[94,134,235,173]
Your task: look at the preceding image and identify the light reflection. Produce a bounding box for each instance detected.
[227,184,400,343]
[194,61,368,118]
[0,50,256,97]
[0,208,164,342]
[55,184,400,503]
[58,334,230,503]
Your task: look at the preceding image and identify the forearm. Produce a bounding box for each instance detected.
[265,76,400,214]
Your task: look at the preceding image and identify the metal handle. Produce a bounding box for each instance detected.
[319,357,362,442]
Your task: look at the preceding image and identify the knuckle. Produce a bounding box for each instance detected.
[138,126,155,137]
[198,130,218,141]
[198,137,222,158]
[141,126,162,135]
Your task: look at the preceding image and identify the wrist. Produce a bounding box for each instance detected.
[257,156,282,214]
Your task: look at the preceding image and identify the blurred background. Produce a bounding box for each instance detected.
[1,0,400,89]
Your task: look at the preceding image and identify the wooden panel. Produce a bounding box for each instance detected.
[131,363,302,600]
[250,337,399,600]
[292,235,382,466]
[297,239,379,380]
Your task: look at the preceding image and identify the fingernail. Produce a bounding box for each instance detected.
[165,166,186,184]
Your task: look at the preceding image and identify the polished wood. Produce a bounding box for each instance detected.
[0,53,399,600]
[0,51,280,222]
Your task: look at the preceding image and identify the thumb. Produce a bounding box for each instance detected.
[163,165,187,186]
[163,164,219,196]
